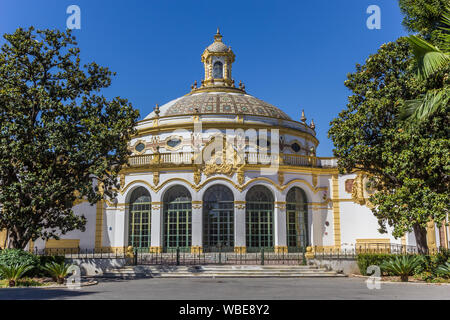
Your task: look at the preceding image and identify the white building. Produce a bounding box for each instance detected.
[27,31,448,254]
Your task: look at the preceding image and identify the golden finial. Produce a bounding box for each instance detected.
[214,27,223,42]
[300,109,306,123]
[154,103,160,117]
[310,119,315,130]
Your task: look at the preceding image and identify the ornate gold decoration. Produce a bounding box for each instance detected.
[151,202,162,211]
[278,171,284,186]
[274,246,288,253]
[150,246,163,253]
[191,246,203,254]
[153,171,160,186]
[120,176,328,195]
[234,246,246,254]
[312,174,318,187]
[350,172,374,208]
[305,246,315,259]
[234,201,246,210]
[192,201,203,209]
[237,168,245,185]
[119,174,125,190]
[126,246,134,258]
[200,136,245,179]
[98,182,105,196]
[275,201,286,211]
[194,167,202,185]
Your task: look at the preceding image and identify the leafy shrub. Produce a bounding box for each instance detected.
[0,249,38,277]
[0,263,34,287]
[0,249,66,278]
[42,262,70,284]
[381,255,424,282]
[36,255,65,277]
[415,249,450,275]
[356,253,396,275]
[436,260,450,278]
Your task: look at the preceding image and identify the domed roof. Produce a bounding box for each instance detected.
[145,92,291,120]
[206,41,229,53]
[204,28,231,53]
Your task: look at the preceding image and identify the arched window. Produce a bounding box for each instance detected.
[163,185,192,251]
[286,187,309,248]
[203,185,234,250]
[213,61,223,79]
[128,187,151,248]
[245,185,274,250]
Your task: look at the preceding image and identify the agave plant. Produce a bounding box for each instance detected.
[381,255,424,282]
[403,6,450,122]
[0,263,34,287]
[436,260,450,278]
[42,262,70,284]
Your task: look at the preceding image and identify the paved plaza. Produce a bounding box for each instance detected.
[0,277,448,300]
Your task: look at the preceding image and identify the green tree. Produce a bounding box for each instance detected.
[403,6,449,122]
[398,0,449,41]
[328,39,449,254]
[0,27,139,249]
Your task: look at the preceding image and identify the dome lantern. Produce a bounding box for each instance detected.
[196,29,240,92]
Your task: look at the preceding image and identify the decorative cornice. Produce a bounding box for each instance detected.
[119,176,328,196]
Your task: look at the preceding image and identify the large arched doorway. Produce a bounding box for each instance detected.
[286,187,309,249]
[128,187,152,249]
[163,185,192,251]
[203,185,234,251]
[245,185,274,250]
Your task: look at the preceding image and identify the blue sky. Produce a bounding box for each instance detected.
[0,0,408,156]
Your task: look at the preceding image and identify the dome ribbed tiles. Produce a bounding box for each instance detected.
[163,93,291,120]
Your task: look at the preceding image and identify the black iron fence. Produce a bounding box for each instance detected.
[21,244,448,265]
[30,247,130,259]
[136,248,307,266]
[313,243,447,259]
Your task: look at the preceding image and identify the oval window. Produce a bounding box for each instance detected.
[135,143,145,153]
[291,143,301,153]
[167,138,182,148]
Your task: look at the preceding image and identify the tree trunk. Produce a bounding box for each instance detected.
[413,224,429,255]
[9,230,31,250]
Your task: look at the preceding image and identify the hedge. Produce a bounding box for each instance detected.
[357,249,450,277]
[0,249,65,278]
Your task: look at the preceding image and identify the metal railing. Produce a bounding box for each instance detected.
[128,152,338,168]
[313,243,447,260]
[26,244,447,264]
[31,247,129,259]
[136,247,307,266]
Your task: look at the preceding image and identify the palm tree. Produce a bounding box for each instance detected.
[403,7,450,121]
[0,263,33,287]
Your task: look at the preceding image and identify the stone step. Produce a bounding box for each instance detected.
[101,272,343,278]
[105,268,330,274]
[112,265,319,270]
[99,264,344,278]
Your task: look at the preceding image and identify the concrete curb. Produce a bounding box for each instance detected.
[0,280,98,289]
[351,274,450,286]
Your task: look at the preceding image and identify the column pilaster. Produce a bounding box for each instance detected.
[191,201,203,253]
[234,201,246,253]
[150,202,163,253]
[274,201,288,253]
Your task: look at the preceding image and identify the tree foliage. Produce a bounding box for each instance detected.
[0,27,139,249]
[328,38,450,253]
[398,0,449,41]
